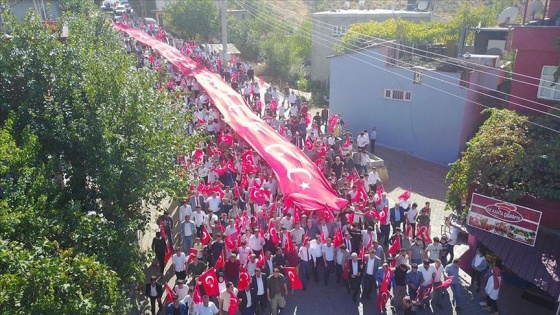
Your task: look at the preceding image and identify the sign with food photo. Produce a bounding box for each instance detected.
[467,193,542,246]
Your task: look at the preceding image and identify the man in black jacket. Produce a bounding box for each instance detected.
[145,275,163,315]
[152,232,167,275]
[251,268,268,315]
[237,285,255,315]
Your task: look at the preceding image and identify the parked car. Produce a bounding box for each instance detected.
[120,0,133,13]
[114,5,126,16]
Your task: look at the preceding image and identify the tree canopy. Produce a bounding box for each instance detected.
[0,6,196,313]
[336,4,497,53]
[163,0,219,41]
[446,108,560,214]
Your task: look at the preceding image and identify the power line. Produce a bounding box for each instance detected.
[237,0,560,134]
[239,0,560,119]
[262,0,560,95]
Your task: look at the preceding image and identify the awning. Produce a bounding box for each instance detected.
[468,226,560,298]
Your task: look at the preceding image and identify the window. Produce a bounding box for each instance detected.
[537,66,560,101]
[386,47,398,66]
[332,25,347,38]
[383,89,412,101]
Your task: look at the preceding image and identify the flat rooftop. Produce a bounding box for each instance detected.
[313,9,432,17]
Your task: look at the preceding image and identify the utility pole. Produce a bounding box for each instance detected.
[220,0,229,65]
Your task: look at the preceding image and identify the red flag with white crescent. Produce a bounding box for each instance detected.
[352,186,367,203]
[238,266,251,291]
[268,222,279,245]
[199,268,220,296]
[256,249,265,268]
[214,251,225,269]
[376,268,393,310]
[398,189,412,201]
[305,136,314,151]
[219,132,234,146]
[285,266,303,290]
[113,23,348,214]
[201,226,212,245]
[193,283,203,304]
[164,282,175,304]
[388,234,401,256]
[416,225,431,243]
[226,232,239,251]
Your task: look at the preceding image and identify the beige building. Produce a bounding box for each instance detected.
[311,9,432,83]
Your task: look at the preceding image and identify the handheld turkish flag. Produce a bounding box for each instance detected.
[364,210,380,220]
[376,268,393,310]
[193,283,203,304]
[416,225,431,243]
[219,133,233,146]
[164,282,175,304]
[352,186,367,204]
[228,291,240,315]
[320,207,335,222]
[187,252,197,265]
[345,211,355,225]
[201,226,212,245]
[214,251,225,269]
[194,148,205,164]
[164,243,173,264]
[416,283,434,302]
[387,235,401,256]
[238,266,251,291]
[333,229,343,248]
[293,207,300,223]
[217,222,226,234]
[342,260,350,280]
[268,223,280,245]
[257,249,265,268]
[200,268,220,296]
[225,232,239,251]
[285,267,303,290]
[305,136,314,151]
[435,276,454,290]
[405,221,414,239]
[284,231,294,253]
[398,189,411,201]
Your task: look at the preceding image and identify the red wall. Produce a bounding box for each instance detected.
[509,26,560,113]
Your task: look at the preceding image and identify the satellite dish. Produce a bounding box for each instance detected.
[343,1,350,10]
[359,0,365,9]
[527,1,544,20]
[417,1,429,11]
[497,7,519,25]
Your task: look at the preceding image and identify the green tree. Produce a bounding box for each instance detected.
[445,108,560,215]
[0,6,197,313]
[163,0,219,41]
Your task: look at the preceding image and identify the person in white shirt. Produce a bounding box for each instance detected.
[205,192,221,214]
[192,206,207,238]
[321,238,335,286]
[361,226,377,247]
[290,222,305,247]
[246,255,258,276]
[298,242,314,290]
[363,249,379,298]
[171,247,187,281]
[431,259,445,307]
[193,295,219,315]
[356,131,369,151]
[238,242,251,266]
[174,279,189,301]
[309,238,323,283]
[179,202,193,221]
[418,259,436,308]
[248,232,265,255]
[481,266,501,314]
[367,167,382,192]
[279,213,294,230]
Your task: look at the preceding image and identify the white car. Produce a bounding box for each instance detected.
[114,5,126,16]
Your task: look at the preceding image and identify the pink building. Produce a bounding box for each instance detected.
[509,0,560,113]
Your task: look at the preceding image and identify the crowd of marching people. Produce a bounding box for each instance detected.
[116,18,474,315]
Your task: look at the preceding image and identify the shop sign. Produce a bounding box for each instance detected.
[467,193,542,246]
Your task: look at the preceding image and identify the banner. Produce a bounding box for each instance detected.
[467,193,542,246]
[113,24,348,214]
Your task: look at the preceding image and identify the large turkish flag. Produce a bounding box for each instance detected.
[112,24,348,215]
